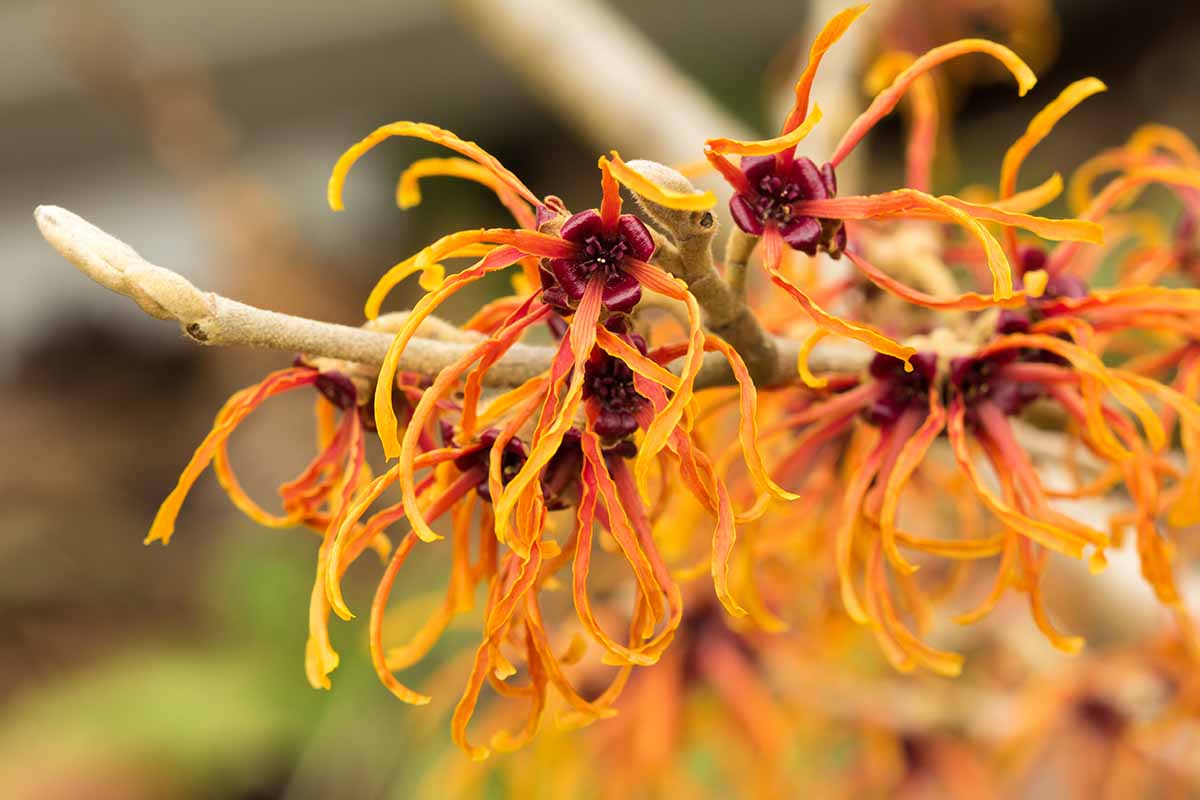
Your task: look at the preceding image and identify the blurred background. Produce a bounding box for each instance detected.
[2,0,1199,797]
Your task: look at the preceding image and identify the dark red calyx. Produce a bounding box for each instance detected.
[728,155,846,257]
[583,335,649,441]
[862,351,937,427]
[950,351,1044,425]
[450,428,529,503]
[1016,245,1047,275]
[314,370,357,411]
[541,209,654,315]
[539,429,635,511]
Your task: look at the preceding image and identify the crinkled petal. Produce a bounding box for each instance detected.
[781,4,869,134]
[832,39,1036,167]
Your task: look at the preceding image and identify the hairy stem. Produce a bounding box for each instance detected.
[628,160,794,386]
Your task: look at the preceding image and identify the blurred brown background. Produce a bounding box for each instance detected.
[2,1,1199,797]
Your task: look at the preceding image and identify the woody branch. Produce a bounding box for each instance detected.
[35,204,870,390]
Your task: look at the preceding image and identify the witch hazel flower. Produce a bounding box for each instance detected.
[542,208,655,314]
[726,154,846,258]
[308,120,795,757]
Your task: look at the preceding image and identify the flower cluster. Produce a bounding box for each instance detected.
[142,3,1200,764]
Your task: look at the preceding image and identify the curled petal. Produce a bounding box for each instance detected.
[1018,538,1084,654]
[939,197,1103,243]
[870,542,964,676]
[794,189,1092,298]
[1113,368,1200,527]
[833,39,1036,167]
[1068,149,1132,215]
[305,417,365,689]
[947,398,1089,558]
[955,535,1016,624]
[460,297,550,437]
[845,250,1029,311]
[493,282,603,548]
[451,542,544,760]
[981,333,1166,453]
[796,328,829,388]
[329,120,539,211]
[373,245,528,458]
[707,105,823,157]
[879,395,947,574]
[1049,165,1200,273]
[707,456,745,618]
[146,368,317,546]
[705,149,753,196]
[325,464,400,620]
[595,327,679,390]
[365,228,575,319]
[584,432,672,641]
[368,533,432,705]
[624,260,705,499]
[835,426,885,623]
[1127,123,1200,164]
[993,172,1064,213]
[1000,77,1107,201]
[1000,77,1106,257]
[765,253,916,364]
[867,51,940,193]
[782,4,869,134]
[395,156,536,229]
[572,451,651,664]
[705,335,800,502]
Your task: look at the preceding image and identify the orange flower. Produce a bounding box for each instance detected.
[313,121,804,757]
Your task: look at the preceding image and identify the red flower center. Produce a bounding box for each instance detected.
[863,352,937,428]
[541,209,654,315]
[583,332,650,440]
[728,155,846,257]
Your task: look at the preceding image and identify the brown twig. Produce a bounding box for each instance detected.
[37,205,870,390]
